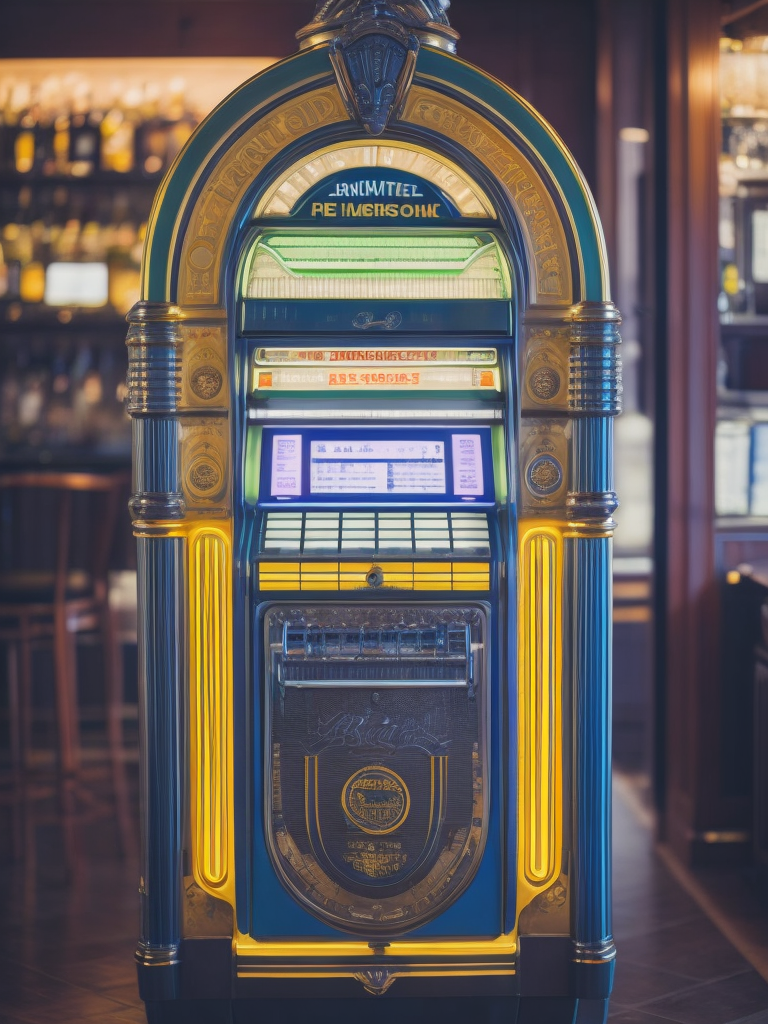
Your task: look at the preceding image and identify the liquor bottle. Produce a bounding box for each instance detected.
[0,234,9,298]
[46,349,74,445]
[18,367,46,433]
[35,105,56,177]
[19,210,46,303]
[0,78,12,175]
[0,350,22,438]
[53,110,71,175]
[14,107,36,175]
[1,223,21,300]
[101,87,137,174]
[69,86,101,177]
[69,343,93,443]
[165,79,195,165]
[3,186,34,301]
[138,107,166,176]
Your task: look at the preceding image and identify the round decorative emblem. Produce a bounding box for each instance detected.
[529,365,561,402]
[527,455,563,497]
[342,765,410,835]
[189,461,220,492]
[190,364,223,400]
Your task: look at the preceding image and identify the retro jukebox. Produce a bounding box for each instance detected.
[128,3,621,1023]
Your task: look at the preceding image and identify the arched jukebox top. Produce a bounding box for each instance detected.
[128,0,620,1009]
[127,0,620,513]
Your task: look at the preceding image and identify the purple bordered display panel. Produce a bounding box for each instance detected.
[258,426,495,506]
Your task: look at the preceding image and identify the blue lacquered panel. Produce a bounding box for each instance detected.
[242,300,511,335]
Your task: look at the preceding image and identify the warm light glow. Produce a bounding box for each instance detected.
[190,529,232,891]
[519,526,563,891]
[257,143,495,219]
[619,127,650,143]
[245,231,511,300]
[0,57,278,123]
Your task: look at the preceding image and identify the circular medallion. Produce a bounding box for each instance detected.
[342,766,410,835]
[529,365,561,402]
[190,365,223,400]
[527,455,563,497]
[189,461,220,493]
[189,245,214,270]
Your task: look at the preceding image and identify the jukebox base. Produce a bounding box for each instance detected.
[138,939,612,1023]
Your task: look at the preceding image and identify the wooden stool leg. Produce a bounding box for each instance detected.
[6,640,25,862]
[18,618,33,771]
[52,609,81,875]
[101,602,136,859]
[52,608,78,778]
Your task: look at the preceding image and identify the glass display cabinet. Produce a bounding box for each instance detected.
[127,3,621,1022]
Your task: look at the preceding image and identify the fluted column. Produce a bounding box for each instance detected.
[566,301,622,999]
[127,302,185,999]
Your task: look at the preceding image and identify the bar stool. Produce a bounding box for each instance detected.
[0,470,135,869]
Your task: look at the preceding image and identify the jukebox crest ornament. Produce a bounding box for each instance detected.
[329,16,420,136]
[342,765,410,833]
[312,1,458,135]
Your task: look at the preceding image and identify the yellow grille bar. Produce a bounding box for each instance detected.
[518,526,563,892]
[257,561,490,591]
[190,529,231,891]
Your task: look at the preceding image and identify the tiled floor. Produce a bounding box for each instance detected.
[0,778,766,1023]
[608,778,768,1023]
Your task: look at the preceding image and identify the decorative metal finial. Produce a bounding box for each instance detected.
[298,1,458,52]
[297,1,458,137]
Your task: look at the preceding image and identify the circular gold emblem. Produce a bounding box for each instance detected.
[529,366,561,402]
[342,766,410,835]
[527,455,563,496]
[190,365,223,400]
[189,461,220,492]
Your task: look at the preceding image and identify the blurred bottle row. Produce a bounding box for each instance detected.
[0,73,200,178]
[0,185,150,315]
[0,338,130,456]
[0,59,264,464]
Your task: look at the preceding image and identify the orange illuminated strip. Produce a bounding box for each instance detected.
[254,347,498,365]
[253,366,500,391]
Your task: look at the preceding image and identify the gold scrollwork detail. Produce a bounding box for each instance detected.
[191,365,223,400]
[341,765,410,835]
[353,969,398,996]
[521,422,568,511]
[180,325,228,409]
[183,877,233,937]
[529,364,561,402]
[523,327,569,409]
[402,87,572,304]
[181,418,230,513]
[178,87,348,305]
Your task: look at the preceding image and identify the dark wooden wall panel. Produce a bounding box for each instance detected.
[451,0,598,187]
[0,0,598,192]
[662,0,746,864]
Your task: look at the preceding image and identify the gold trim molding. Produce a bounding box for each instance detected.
[178,86,348,305]
[402,86,573,304]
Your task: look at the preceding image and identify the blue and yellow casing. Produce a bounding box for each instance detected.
[128,6,620,1022]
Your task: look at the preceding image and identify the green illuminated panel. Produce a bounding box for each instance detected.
[244,230,510,300]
